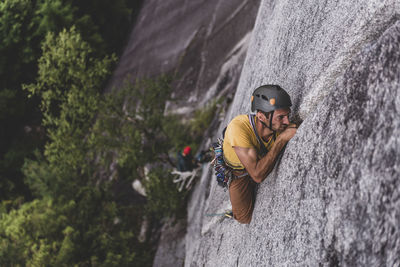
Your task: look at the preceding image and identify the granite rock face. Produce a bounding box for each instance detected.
[107,0,261,115]
[111,1,262,267]
[186,1,400,266]
[152,219,186,267]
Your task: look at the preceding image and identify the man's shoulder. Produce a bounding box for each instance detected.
[226,114,252,137]
[224,114,256,150]
[229,114,249,125]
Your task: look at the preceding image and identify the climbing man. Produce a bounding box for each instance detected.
[177,146,196,172]
[223,85,297,224]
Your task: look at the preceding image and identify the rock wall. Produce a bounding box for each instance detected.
[108,0,261,115]
[108,1,263,267]
[186,1,400,266]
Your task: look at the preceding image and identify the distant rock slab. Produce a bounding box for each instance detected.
[186,1,400,266]
[153,219,186,267]
[107,0,261,115]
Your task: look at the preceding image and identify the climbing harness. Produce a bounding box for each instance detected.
[211,138,248,189]
[211,138,232,189]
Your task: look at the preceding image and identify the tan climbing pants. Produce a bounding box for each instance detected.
[229,175,257,224]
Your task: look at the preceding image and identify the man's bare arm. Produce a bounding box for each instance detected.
[234,127,297,183]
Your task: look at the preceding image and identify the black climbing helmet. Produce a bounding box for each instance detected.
[251,85,292,113]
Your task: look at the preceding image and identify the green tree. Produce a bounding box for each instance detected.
[92,78,191,220]
[0,0,38,202]
[92,76,177,176]
[0,191,137,266]
[24,27,115,198]
[1,15,209,265]
[0,0,76,93]
[0,0,76,202]
[5,28,139,265]
[0,0,138,202]
[144,167,188,220]
[0,0,132,91]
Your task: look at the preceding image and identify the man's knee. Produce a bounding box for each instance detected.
[235,213,252,224]
[233,207,253,224]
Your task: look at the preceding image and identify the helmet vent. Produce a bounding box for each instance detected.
[261,95,268,101]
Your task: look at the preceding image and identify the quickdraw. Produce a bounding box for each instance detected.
[211,138,232,189]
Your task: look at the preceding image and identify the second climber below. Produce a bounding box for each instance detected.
[223,85,297,224]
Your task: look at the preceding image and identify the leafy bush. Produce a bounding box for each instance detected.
[144,168,188,220]
[142,101,220,221]
[0,0,138,203]
[91,75,177,179]
[0,194,137,266]
[0,17,216,266]
[0,27,141,266]
[189,99,219,144]
[23,27,115,199]
[0,25,200,265]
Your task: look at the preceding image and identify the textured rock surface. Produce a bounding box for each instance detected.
[111,1,262,266]
[107,0,261,115]
[186,1,400,266]
[152,219,186,267]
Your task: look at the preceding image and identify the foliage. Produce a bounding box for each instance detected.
[0,0,138,203]
[144,168,188,220]
[190,100,218,135]
[0,0,133,90]
[162,113,193,153]
[0,0,39,202]
[0,194,137,266]
[0,25,198,265]
[0,28,141,266]
[186,99,219,152]
[91,75,179,179]
[23,27,115,199]
[93,78,213,221]
[0,4,216,264]
[140,101,220,220]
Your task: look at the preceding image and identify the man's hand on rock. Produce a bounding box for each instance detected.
[278,124,297,142]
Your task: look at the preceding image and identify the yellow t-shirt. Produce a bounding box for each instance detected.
[223,114,276,169]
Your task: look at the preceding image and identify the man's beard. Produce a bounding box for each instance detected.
[274,123,288,132]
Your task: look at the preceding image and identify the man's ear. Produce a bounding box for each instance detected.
[256,111,264,120]
[256,111,269,121]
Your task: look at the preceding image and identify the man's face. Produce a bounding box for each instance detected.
[269,108,290,132]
